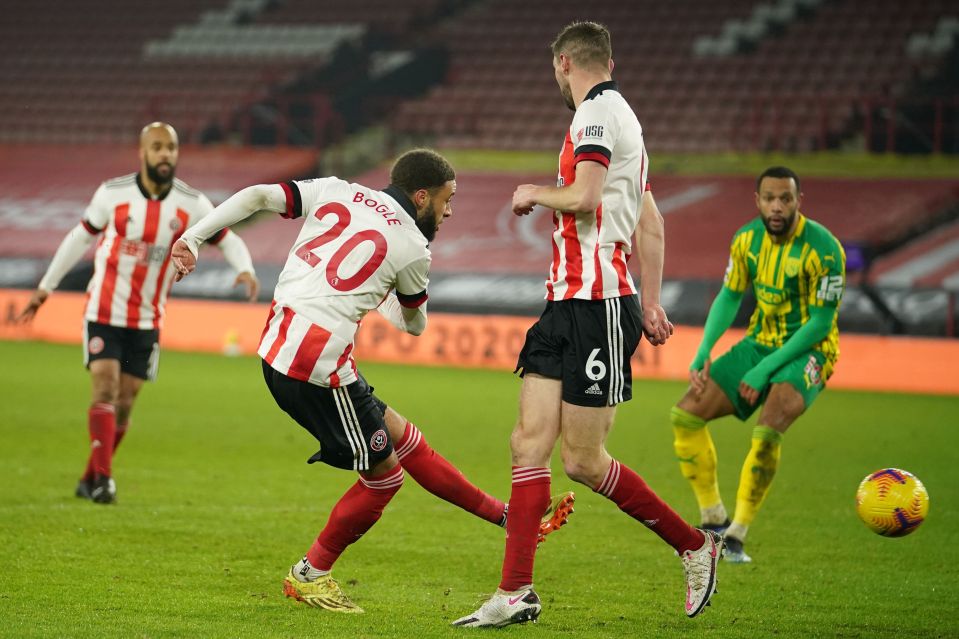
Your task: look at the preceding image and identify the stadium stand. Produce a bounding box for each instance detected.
[392,0,957,154]
[1,0,957,333]
[871,219,959,289]
[0,0,376,145]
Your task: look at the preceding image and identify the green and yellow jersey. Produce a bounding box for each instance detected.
[723,213,845,378]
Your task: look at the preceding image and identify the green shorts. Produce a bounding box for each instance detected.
[709,339,827,420]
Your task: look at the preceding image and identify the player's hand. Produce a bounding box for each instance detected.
[689,358,710,398]
[738,381,761,406]
[642,303,674,346]
[171,239,196,282]
[738,367,768,406]
[512,184,538,216]
[235,271,260,302]
[16,288,48,323]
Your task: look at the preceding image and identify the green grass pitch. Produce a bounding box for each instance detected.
[1,340,956,638]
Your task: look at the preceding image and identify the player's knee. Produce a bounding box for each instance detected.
[762,403,803,432]
[509,425,553,466]
[91,388,118,404]
[382,407,408,441]
[675,393,696,413]
[560,449,605,487]
[115,402,133,425]
[671,405,706,430]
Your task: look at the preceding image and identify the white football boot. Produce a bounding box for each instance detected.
[682,529,723,617]
[452,588,542,628]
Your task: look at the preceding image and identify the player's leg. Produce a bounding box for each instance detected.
[561,402,705,552]
[286,452,401,614]
[452,373,561,628]
[113,373,145,455]
[672,379,738,533]
[672,340,763,533]
[82,359,120,503]
[78,322,123,503]
[111,328,156,458]
[80,372,143,493]
[294,451,403,579]
[81,327,156,501]
[726,354,822,561]
[381,402,507,525]
[263,363,401,612]
[501,373,563,584]
[560,402,721,617]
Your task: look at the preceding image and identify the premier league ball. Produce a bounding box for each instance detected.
[855,468,929,537]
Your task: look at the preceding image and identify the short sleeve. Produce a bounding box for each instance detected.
[722,231,751,293]
[807,235,846,309]
[82,183,111,233]
[394,253,431,308]
[571,99,619,169]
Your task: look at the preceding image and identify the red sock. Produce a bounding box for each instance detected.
[113,421,129,452]
[307,465,404,571]
[396,422,506,525]
[596,459,704,554]
[499,466,550,591]
[84,420,128,480]
[85,403,116,479]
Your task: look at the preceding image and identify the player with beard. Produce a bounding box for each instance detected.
[670,166,845,563]
[455,21,722,628]
[170,148,574,613]
[18,122,259,504]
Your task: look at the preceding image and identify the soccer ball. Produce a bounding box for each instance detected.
[855,468,929,537]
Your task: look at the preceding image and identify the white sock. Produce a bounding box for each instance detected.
[700,503,728,526]
[726,522,749,541]
[292,556,330,582]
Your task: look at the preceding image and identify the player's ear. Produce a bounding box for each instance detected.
[413,188,429,210]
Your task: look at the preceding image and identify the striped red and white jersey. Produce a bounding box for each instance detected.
[81,174,226,330]
[258,178,431,388]
[546,80,649,301]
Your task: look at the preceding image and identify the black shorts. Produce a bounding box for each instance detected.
[261,359,393,471]
[84,321,160,381]
[515,296,642,407]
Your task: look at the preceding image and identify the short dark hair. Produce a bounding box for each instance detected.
[756,166,800,193]
[550,21,612,70]
[389,148,455,195]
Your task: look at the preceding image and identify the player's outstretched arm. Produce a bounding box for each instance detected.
[635,190,673,346]
[173,184,286,281]
[17,288,49,323]
[18,223,99,321]
[233,272,260,302]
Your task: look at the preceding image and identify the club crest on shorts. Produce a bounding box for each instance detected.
[370,429,388,452]
[88,336,105,355]
[803,355,822,388]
